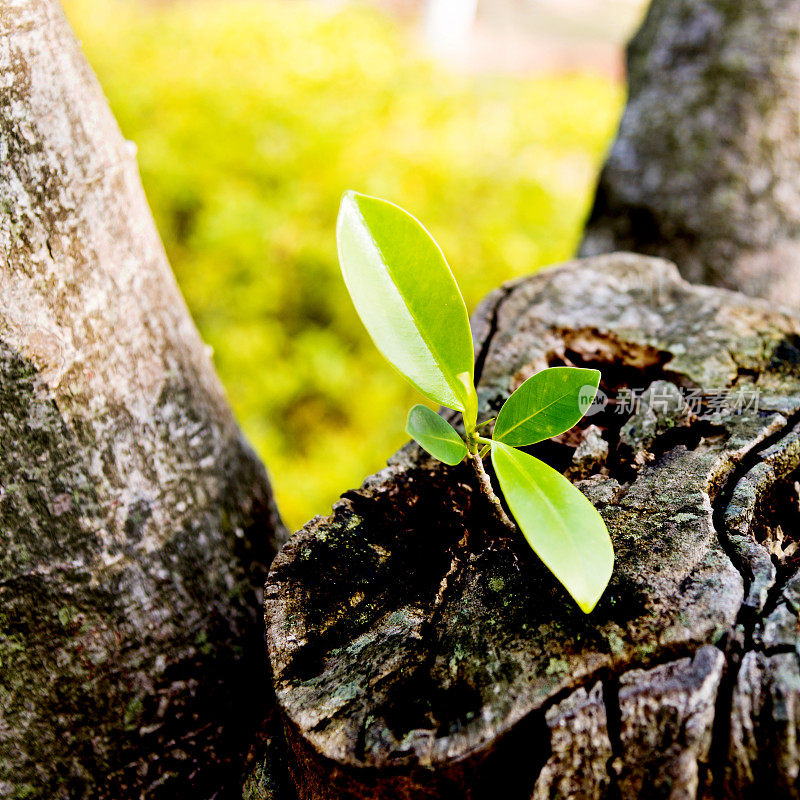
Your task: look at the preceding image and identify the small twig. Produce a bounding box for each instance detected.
[466,451,517,533]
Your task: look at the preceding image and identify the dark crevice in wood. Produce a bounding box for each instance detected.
[601,676,625,800]
[731,367,761,388]
[708,645,741,800]
[468,707,551,800]
[704,409,800,798]
[649,422,728,462]
[241,706,298,800]
[753,477,800,611]
[560,334,678,388]
[473,285,514,386]
[712,412,800,605]
[759,644,799,657]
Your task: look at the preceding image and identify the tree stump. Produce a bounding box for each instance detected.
[264,254,800,799]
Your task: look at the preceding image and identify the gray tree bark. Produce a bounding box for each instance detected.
[580,0,800,308]
[0,1,286,797]
[264,254,800,799]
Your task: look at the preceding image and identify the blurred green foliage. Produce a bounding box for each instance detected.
[64,0,623,531]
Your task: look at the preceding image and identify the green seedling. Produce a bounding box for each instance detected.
[336,191,613,613]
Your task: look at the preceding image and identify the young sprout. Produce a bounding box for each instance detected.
[336,191,613,613]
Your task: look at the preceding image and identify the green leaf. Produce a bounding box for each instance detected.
[405,404,468,466]
[493,367,600,447]
[337,191,478,427]
[491,441,613,613]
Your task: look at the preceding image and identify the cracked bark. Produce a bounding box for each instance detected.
[580,0,800,308]
[263,254,800,799]
[0,1,285,797]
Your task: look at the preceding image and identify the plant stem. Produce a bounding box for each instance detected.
[466,451,516,533]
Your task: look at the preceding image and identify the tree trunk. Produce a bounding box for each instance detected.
[264,253,800,799]
[0,1,285,797]
[580,0,800,308]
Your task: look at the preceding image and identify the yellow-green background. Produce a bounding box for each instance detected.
[64,0,624,530]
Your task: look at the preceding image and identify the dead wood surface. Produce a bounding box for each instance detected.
[264,254,800,799]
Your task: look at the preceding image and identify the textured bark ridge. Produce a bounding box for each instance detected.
[0,1,285,797]
[580,0,800,307]
[265,254,800,799]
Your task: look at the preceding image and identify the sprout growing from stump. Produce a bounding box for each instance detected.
[336,191,613,613]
